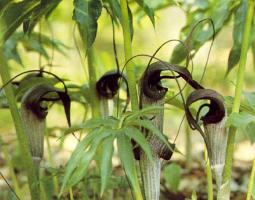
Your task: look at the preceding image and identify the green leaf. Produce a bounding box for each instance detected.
[117,133,143,200]
[124,126,153,161]
[0,0,40,45]
[227,0,255,75]
[103,0,121,24]
[100,135,114,196]
[127,3,134,40]
[64,117,118,135]
[125,106,163,122]
[21,32,68,57]
[233,0,247,46]
[60,128,113,196]
[73,0,102,48]
[3,34,23,65]
[170,0,234,63]
[60,128,102,195]
[226,0,246,75]
[170,43,189,64]
[23,0,62,34]
[245,122,255,144]
[244,92,255,112]
[126,118,174,152]
[103,0,133,38]
[163,163,182,193]
[134,0,155,26]
[226,46,241,76]
[3,31,68,65]
[226,112,255,128]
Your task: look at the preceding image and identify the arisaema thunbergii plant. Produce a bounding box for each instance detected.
[185,89,228,195]
[1,70,72,178]
[20,83,71,170]
[136,56,204,200]
[59,106,173,199]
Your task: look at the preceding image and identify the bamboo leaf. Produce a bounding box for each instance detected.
[124,126,153,162]
[73,0,102,48]
[0,0,40,45]
[100,135,114,196]
[117,133,143,199]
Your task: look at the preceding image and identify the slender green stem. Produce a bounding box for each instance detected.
[46,134,59,194]
[0,49,40,199]
[246,158,255,200]
[87,47,101,118]
[205,148,213,200]
[223,0,255,185]
[120,0,139,111]
[185,121,192,169]
[69,188,74,200]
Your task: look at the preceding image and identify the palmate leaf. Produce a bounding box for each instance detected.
[117,133,143,200]
[125,105,163,122]
[126,118,174,152]
[0,0,40,45]
[64,117,118,135]
[59,128,113,196]
[100,135,114,196]
[73,0,102,48]
[124,126,153,161]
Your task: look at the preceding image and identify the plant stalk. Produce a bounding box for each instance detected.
[223,0,255,185]
[246,158,255,200]
[46,134,59,194]
[205,148,213,200]
[87,47,101,118]
[0,48,40,199]
[120,0,139,111]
